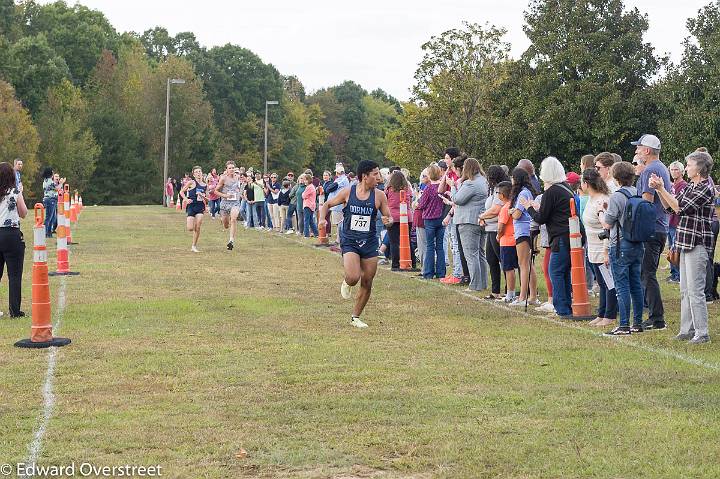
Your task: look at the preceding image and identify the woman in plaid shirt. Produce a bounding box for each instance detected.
[650,150,714,344]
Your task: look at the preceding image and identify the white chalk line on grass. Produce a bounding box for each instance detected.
[23,276,67,477]
[272,231,720,373]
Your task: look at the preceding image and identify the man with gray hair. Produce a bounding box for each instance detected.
[632,134,671,331]
[517,159,542,193]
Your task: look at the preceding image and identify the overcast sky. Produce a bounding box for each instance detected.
[55,0,711,100]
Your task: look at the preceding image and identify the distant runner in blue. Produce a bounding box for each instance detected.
[320,160,393,328]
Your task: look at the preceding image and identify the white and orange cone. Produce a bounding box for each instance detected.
[15,204,71,348]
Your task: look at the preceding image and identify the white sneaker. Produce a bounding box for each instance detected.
[537,302,556,313]
[509,299,527,307]
[341,280,352,300]
[191,246,200,253]
[285,229,294,235]
[351,317,368,328]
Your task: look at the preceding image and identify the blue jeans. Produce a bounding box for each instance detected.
[254,202,265,227]
[209,199,221,217]
[285,203,297,230]
[303,207,318,237]
[668,226,679,280]
[264,201,272,228]
[423,218,446,279]
[590,263,617,319]
[549,238,572,316]
[43,197,57,236]
[610,239,645,327]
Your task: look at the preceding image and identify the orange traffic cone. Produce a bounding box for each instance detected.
[49,193,79,277]
[69,198,78,224]
[169,195,174,208]
[568,199,593,320]
[62,186,77,245]
[176,195,182,211]
[399,189,411,270]
[15,204,71,348]
[79,195,84,210]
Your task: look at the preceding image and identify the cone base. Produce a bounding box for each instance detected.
[67,241,79,245]
[48,271,80,276]
[567,315,595,321]
[15,337,72,348]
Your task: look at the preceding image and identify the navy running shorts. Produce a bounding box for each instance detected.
[341,237,379,259]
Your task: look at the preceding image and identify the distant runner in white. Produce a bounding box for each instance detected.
[319,160,392,328]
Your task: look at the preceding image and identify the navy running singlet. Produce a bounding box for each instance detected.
[188,181,207,203]
[342,185,378,242]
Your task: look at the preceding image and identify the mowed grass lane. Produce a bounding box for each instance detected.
[1,206,719,478]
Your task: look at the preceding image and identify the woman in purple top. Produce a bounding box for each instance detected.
[667,161,687,282]
[417,163,446,279]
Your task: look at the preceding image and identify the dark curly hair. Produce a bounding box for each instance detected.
[510,167,538,206]
[487,165,509,191]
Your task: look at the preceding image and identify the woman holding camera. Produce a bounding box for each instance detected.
[581,169,616,327]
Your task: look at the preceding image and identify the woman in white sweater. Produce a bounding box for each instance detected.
[581,168,616,327]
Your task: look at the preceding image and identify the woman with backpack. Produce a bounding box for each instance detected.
[598,162,645,335]
[650,150,715,344]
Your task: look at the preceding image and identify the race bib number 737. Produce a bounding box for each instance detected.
[350,214,371,232]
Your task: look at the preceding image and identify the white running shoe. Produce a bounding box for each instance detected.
[191,246,200,253]
[537,302,556,313]
[341,280,352,300]
[351,317,368,328]
[285,229,294,235]
[509,299,527,307]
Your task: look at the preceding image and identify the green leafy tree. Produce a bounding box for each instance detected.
[7,33,70,114]
[389,22,511,168]
[0,80,40,189]
[85,45,155,203]
[656,0,720,163]
[20,1,118,85]
[36,79,100,193]
[145,55,218,178]
[518,0,661,166]
[190,43,284,158]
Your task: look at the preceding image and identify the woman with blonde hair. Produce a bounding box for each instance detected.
[417,163,446,279]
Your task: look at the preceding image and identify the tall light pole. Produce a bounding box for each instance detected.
[162,78,186,205]
[264,100,279,174]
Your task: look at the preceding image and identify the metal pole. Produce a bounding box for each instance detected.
[163,78,170,206]
[264,102,268,175]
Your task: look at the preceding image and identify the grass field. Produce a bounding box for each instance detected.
[1,206,719,478]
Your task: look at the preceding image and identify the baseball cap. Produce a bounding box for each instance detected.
[566,172,581,184]
[631,134,661,150]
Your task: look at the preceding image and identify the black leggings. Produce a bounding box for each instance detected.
[0,228,25,315]
[389,222,417,269]
[486,232,501,294]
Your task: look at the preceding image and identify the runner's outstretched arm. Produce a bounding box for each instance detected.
[319,188,350,229]
[377,190,393,227]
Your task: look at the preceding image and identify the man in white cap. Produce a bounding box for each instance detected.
[631,133,670,331]
[324,162,350,243]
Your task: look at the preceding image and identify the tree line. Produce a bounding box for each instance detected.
[1,0,720,203]
[0,0,401,203]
